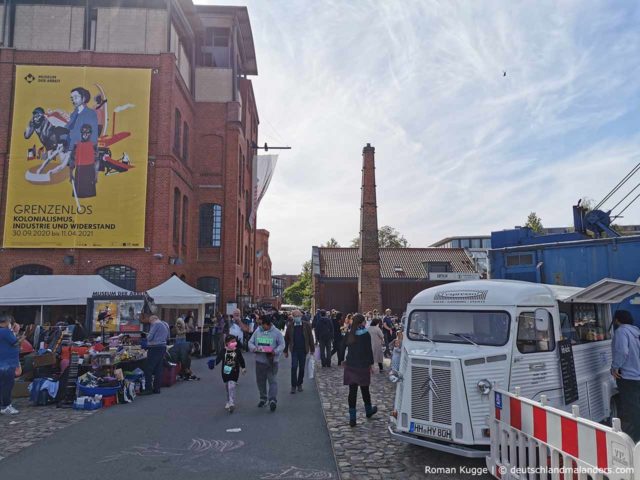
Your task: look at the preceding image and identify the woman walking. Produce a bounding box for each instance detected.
[369,319,385,373]
[343,313,377,427]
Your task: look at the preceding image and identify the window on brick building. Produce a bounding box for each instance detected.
[173,188,181,245]
[199,203,222,247]
[11,264,52,281]
[197,277,220,297]
[181,195,189,247]
[182,122,189,162]
[237,209,242,264]
[97,265,137,291]
[174,109,181,157]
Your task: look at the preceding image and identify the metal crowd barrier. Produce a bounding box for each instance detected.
[486,387,640,480]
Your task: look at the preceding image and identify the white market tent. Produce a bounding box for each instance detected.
[147,276,217,349]
[0,274,130,324]
[0,274,129,306]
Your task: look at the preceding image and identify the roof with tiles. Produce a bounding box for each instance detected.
[318,248,477,279]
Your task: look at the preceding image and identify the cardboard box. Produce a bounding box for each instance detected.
[12,380,30,398]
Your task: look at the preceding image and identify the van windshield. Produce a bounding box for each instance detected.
[408,310,510,346]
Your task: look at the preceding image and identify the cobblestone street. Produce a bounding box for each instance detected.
[0,398,96,461]
[315,359,491,480]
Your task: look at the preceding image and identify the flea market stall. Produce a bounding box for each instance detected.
[147,276,217,356]
[0,275,152,409]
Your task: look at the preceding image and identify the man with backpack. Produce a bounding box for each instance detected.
[316,310,334,368]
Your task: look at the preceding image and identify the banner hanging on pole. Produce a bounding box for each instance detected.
[249,154,278,228]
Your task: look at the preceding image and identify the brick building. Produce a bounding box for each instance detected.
[254,229,272,302]
[0,1,268,312]
[312,247,479,315]
[272,274,299,291]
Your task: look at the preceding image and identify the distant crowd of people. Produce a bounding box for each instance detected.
[205,306,403,427]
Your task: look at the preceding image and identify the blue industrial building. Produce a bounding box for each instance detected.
[489,225,640,321]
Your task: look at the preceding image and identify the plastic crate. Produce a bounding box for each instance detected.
[77,382,121,397]
[102,395,118,408]
[73,401,102,411]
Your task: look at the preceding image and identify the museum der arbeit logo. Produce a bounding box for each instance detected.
[4,65,151,249]
[24,73,60,84]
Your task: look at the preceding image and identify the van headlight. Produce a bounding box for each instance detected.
[477,379,492,395]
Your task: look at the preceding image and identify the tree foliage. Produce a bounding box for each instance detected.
[324,238,340,247]
[350,225,410,248]
[525,212,544,234]
[283,260,312,310]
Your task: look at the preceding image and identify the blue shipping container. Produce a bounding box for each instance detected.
[489,233,640,322]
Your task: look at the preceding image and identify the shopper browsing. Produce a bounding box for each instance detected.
[209,335,246,413]
[0,314,21,415]
[249,316,285,411]
[142,315,170,395]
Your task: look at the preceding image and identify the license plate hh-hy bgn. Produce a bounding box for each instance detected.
[409,422,452,441]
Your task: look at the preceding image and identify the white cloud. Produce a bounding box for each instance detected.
[202,0,640,273]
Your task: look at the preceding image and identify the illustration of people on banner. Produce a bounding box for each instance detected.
[24,84,134,204]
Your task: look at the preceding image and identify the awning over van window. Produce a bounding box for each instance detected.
[562,278,640,304]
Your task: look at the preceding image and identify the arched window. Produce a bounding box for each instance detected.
[96,265,137,291]
[182,122,189,162]
[199,203,222,247]
[181,195,189,247]
[197,277,220,297]
[11,264,52,281]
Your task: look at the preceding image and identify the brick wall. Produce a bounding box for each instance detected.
[0,49,259,309]
[358,143,382,312]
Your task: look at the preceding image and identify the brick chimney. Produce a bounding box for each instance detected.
[358,143,382,313]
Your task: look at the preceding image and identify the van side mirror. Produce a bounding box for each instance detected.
[534,309,551,331]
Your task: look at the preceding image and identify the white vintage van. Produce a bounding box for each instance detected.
[389,278,640,458]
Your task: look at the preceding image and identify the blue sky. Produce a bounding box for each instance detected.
[204,0,640,274]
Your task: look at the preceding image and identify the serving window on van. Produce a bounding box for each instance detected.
[407,310,510,346]
[516,311,555,353]
[558,302,609,344]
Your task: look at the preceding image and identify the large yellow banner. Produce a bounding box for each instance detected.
[3,65,151,248]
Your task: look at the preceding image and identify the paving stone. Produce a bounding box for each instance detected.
[314,358,490,480]
[0,398,95,462]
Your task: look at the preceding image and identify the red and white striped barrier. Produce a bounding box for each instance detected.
[487,387,640,480]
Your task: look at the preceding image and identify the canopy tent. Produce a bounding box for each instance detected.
[0,275,129,306]
[147,276,217,352]
[0,274,130,325]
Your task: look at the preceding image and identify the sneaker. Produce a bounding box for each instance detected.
[229,404,235,413]
[258,400,267,408]
[290,387,296,394]
[1,405,19,415]
[269,401,277,412]
[297,385,303,392]
[224,402,230,411]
